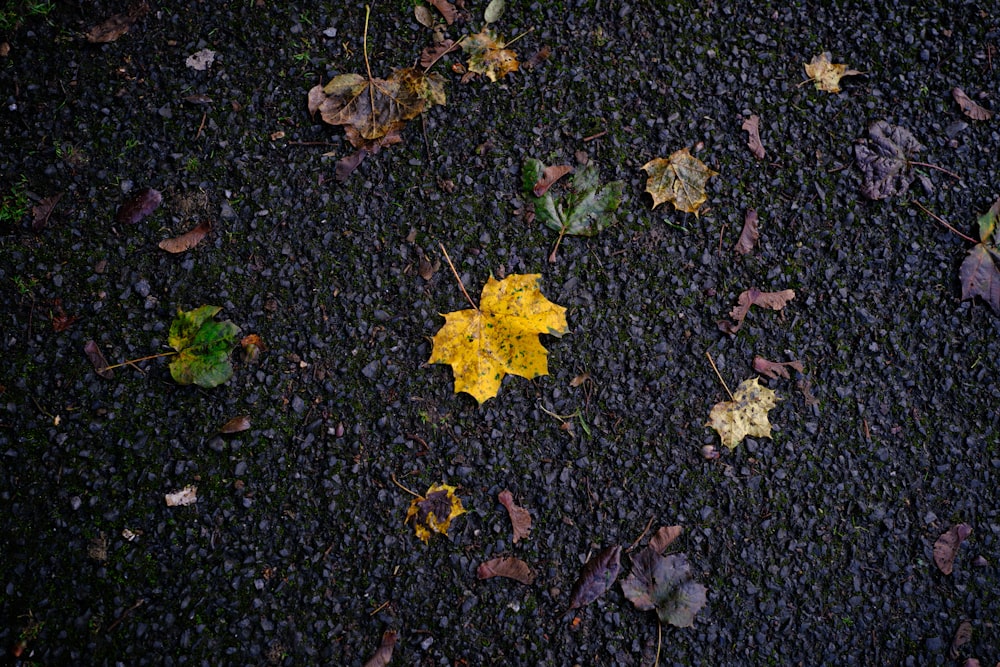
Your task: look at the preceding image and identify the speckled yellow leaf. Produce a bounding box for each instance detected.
[804,52,860,93]
[706,378,779,449]
[641,148,718,216]
[405,483,466,543]
[429,274,568,404]
[462,28,519,82]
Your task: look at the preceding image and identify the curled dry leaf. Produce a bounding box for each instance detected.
[718,287,796,335]
[952,87,993,121]
[933,523,972,575]
[241,333,264,363]
[735,209,759,255]
[959,243,1000,314]
[641,148,718,216]
[362,630,397,667]
[405,483,466,543]
[462,29,519,82]
[804,52,861,93]
[532,164,574,197]
[218,415,251,434]
[477,556,535,584]
[649,525,683,555]
[165,485,198,507]
[498,489,532,543]
[84,340,114,379]
[568,545,622,610]
[742,115,765,160]
[414,5,435,28]
[569,372,590,388]
[753,356,804,380]
[116,187,162,224]
[418,253,441,281]
[159,220,211,254]
[31,192,63,231]
[706,378,779,449]
[950,619,973,660]
[85,1,150,43]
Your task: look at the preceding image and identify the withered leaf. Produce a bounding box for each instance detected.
[569,372,590,388]
[362,630,397,667]
[498,489,532,543]
[854,121,924,200]
[51,300,79,332]
[753,356,804,380]
[952,87,993,121]
[241,333,264,363]
[414,5,435,28]
[477,556,535,584]
[568,545,622,610]
[165,485,198,507]
[159,220,211,254]
[462,28,519,82]
[429,0,459,24]
[218,415,251,434]
[405,483,466,543]
[718,288,795,335]
[742,115,765,160]
[959,243,1000,314]
[950,620,973,660]
[85,1,149,43]
[649,525,683,555]
[116,187,162,224]
[84,340,114,379]
[804,52,861,93]
[706,378,779,449]
[735,209,759,255]
[336,148,370,182]
[934,523,972,575]
[620,547,707,628]
[418,253,440,281]
[419,39,459,69]
[532,164,573,197]
[483,0,505,24]
[31,192,63,231]
[641,148,718,216]
[186,48,216,71]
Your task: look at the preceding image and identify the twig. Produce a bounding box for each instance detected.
[420,36,465,74]
[106,598,146,633]
[549,227,566,263]
[369,600,390,616]
[101,350,177,373]
[911,201,977,244]
[627,516,654,552]
[705,350,733,401]
[390,473,421,498]
[503,27,534,49]
[287,140,340,147]
[363,5,376,133]
[582,130,607,142]
[908,160,961,181]
[438,243,478,310]
[195,112,207,139]
[654,619,662,667]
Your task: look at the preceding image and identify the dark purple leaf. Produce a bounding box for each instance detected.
[649,525,682,555]
[568,545,621,610]
[362,630,397,667]
[959,244,1000,314]
[621,547,707,628]
[854,121,924,200]
[335,149,369,182]
[116,188,162,224]
[934,523,972,575]
[950,619,973,659]
[84,340,114,379]
[32,192,63,231]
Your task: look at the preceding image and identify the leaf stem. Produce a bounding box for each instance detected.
[911,201,977,244]
[549,227,567,263]
[101,350,177,372]
[390,473,421,498]
[438,242,479,311]
[908,160,961,181]
[363,5,376,132]
[655,619,662,667]
[705,350,734,401]
[503,26,534,48]
[421,35,466,74]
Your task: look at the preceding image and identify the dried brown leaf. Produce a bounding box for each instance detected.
[477,556,535,584]
[31,192,63,231]
[159,220,211,254]
[165,485,198,507]
[569,373,590,388]
[649,525,682,555]
[950,619,973,659]
[735,209,759,255]
[742,115,765,160]
[218,415,251,434]
[498,489,532,543]
[418,253,441,281]
[753,356,804,380]
[804,52,861,93]
[51,300,79,332]
[959,243,1000,314]
[718,288,796,334]
[419,39,459,69]
[116,187,162,224]
[336,148,371,182]
[362,630,397,667]
[84,340,114,379]
[428,0,459,24]
[952,87,993,121]
[85,1,149,43]
[414,5,435,28]
[523,45,551,70]
[934,523,972,575]
[532,164,573,197]
[568,545,622,610]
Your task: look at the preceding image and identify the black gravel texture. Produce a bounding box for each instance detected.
[2,1,1000,665]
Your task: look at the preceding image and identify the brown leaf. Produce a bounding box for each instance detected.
[462,28,519,82]
[568,545,622,610]
[116,187,162,224]
[523,45,551,70]
[85,1,150,43]
[797,379,819,406]
[335,148,370,182]
[51,299,79,332]
[31,192,63,231]
[950,619,973,659]
[418,253,440,281]
[934,523,972,575]
[158,220,211,254]
[241,333,264,363]
[718,288,796,334]
[742,115,765,160]
[218,415,251,434]
[959,243,1000,314]
[649,525,682,555]
[735,209,759,255]
[362,630,397,667]
[498,489,532,543]
[84,340,114,379]
[428,0,459,24]
[569,373,590,387]
[414,5,435,28]
[477,556,535,584]
[804,52,861,93]
[419,39,459,69]
[753,356,804,380]
[532,164,573,197]
[952,87,993,121]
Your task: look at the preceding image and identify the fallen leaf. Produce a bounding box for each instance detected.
[419,39,459,69]
[168,305,241,388]
[183,94,213,105]
[950,620,973,659]
[362,630,397,667]
[483,0,505,24]
[498,489,532,543]
[158,220,212,254]
[742,115,765,160]
[649,525,682,555]
[959,244,1000,314]
[335,148,370,182]
[405,483,466,543]
[186,48,216,71]
[218,415,251,434]
[641,148,718,216]
[414,5,435,28]
[977,198,1000,243]
[934,523,972,575]
[569,372,590,387]
[752,356,804,380]
[84,340,114,379]
[854,121,924,200]
[165,485,198,507]
[797,378,819,406]
[735,209,759,255]
[620,547,707,628]
[428,273,568,404]
[804,52,861,93]
[462,28,519,82]
[718,287,795,335]
[85,1,149,43]
[429,0,459,24]
[418,253,440,281]
[31,192,63,231]
[568,545,622,610]
[952,87,993,121]
[116,187,162,224]
[477,556,535,584]
[706,378,780,449]
[523,45,551,70]
[241,333,264,363]
[531,164,573,197]
[50,299,79,332]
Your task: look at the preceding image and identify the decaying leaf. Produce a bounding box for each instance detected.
[977,198,1000,243]
[735,209,759,255]
[414,5,435,28]
[934,523,972,575]
[428,274,568,404]
[952,87,993,121]
[718,287,796,335]
[362,630,397,667]
[165,485,198,507]
[84,340,114,379]
[335,148,370,182]
[854,121,924,200]
[168,305,241,388]
[498,489,532,543]
[950,620,973,660]
[477,556,535,584]
[753,356,804,380]
[429,0,459,24]
[641,148,718,216]
[186,48,216,71]
[418,253,441,281]
[621,547,707,628]
[531,164,573,197]
[420,39,459,69]
[218,415,251,434]
[804,52,861,93]
[568,545,622,610]
[116,187,162,224]
[159,220,212,254]
[649,525,683,555]
[50,299,79,332]
[742,115,765,160]
[240,333,264,363]
[85,1,150,43]
[405,483,466,543]
[31,192,63,231]
[706,378,779,449]
[462,28,519,82]
[961,199,1000,314]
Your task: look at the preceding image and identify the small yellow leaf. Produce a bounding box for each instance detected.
[641,149,718,216]
[804,52,860,93]
[429,274,568,403]
[405,483,466,543]
[706,378,779,449]
[462,28,519,82]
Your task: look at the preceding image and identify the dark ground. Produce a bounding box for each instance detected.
[2,1,1000,665]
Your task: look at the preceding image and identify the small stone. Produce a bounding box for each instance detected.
[70,495,82,510]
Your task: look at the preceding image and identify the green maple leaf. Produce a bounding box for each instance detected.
[168,305,241,387]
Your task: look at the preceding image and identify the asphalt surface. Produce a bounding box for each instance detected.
[1,1,999,665]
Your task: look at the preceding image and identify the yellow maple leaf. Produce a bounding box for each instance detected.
[804,52,861,93]
[641,148,718,216]
[706,378,779,449]
[462,28,519,82]
[405,483,466,543]
[429,274,568,403]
